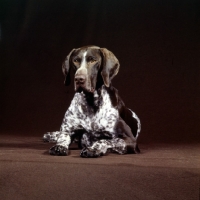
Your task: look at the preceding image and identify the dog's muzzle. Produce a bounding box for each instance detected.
[74,74,95,93]
[75,74,86,86]
[75,73,87,93]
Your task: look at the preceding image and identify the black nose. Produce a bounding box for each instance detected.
[75,75,86,84]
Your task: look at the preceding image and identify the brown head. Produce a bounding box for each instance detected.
[62,45,120,93]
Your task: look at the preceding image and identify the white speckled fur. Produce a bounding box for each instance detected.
[60,86,119,136]
[129,109,141,138]
[43,85,141,156]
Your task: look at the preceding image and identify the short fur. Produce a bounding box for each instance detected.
[43,46,141,157]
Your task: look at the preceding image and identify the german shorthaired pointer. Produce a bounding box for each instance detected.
[43,46,141,158]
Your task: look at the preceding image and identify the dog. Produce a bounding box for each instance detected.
[43,46,141,158]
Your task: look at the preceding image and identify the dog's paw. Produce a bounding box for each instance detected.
[49,145,69,156]
[80,148,101,158]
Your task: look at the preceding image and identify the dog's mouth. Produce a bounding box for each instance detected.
[76,85,95,94]
[74,75,96,94]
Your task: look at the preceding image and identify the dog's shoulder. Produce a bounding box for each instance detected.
[103,85,125,109]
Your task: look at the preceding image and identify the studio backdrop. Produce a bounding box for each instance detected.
[0,0,199,143]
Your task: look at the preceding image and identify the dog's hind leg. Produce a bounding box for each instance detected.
[115,119,140,153]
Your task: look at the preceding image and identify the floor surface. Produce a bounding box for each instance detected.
[0,134,199,200]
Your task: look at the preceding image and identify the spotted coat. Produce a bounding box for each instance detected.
[43,86,141,157]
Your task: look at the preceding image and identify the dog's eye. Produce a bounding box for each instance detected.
[88,57,96,63]
[74,58,81,63]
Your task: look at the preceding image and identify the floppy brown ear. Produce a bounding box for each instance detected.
[62,48,76,86]
[100,48,120,87]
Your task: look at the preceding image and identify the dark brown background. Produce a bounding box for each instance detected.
[0,0,199,143]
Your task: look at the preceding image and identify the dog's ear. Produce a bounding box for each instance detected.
[100,48,120,87]
[62,49,76,86]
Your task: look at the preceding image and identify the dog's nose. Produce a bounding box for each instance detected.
[75,75,86,84]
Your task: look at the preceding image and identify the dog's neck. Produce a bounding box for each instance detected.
[82,87,103,113]
[77,84,119,114]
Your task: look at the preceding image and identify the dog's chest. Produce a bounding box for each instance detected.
[71,88,119,133]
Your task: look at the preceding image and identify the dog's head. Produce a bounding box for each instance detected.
[62,46,120,93]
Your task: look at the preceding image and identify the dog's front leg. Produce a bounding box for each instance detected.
[48,94,83,156]
[49,132,71,156]
[43,131,61,143]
